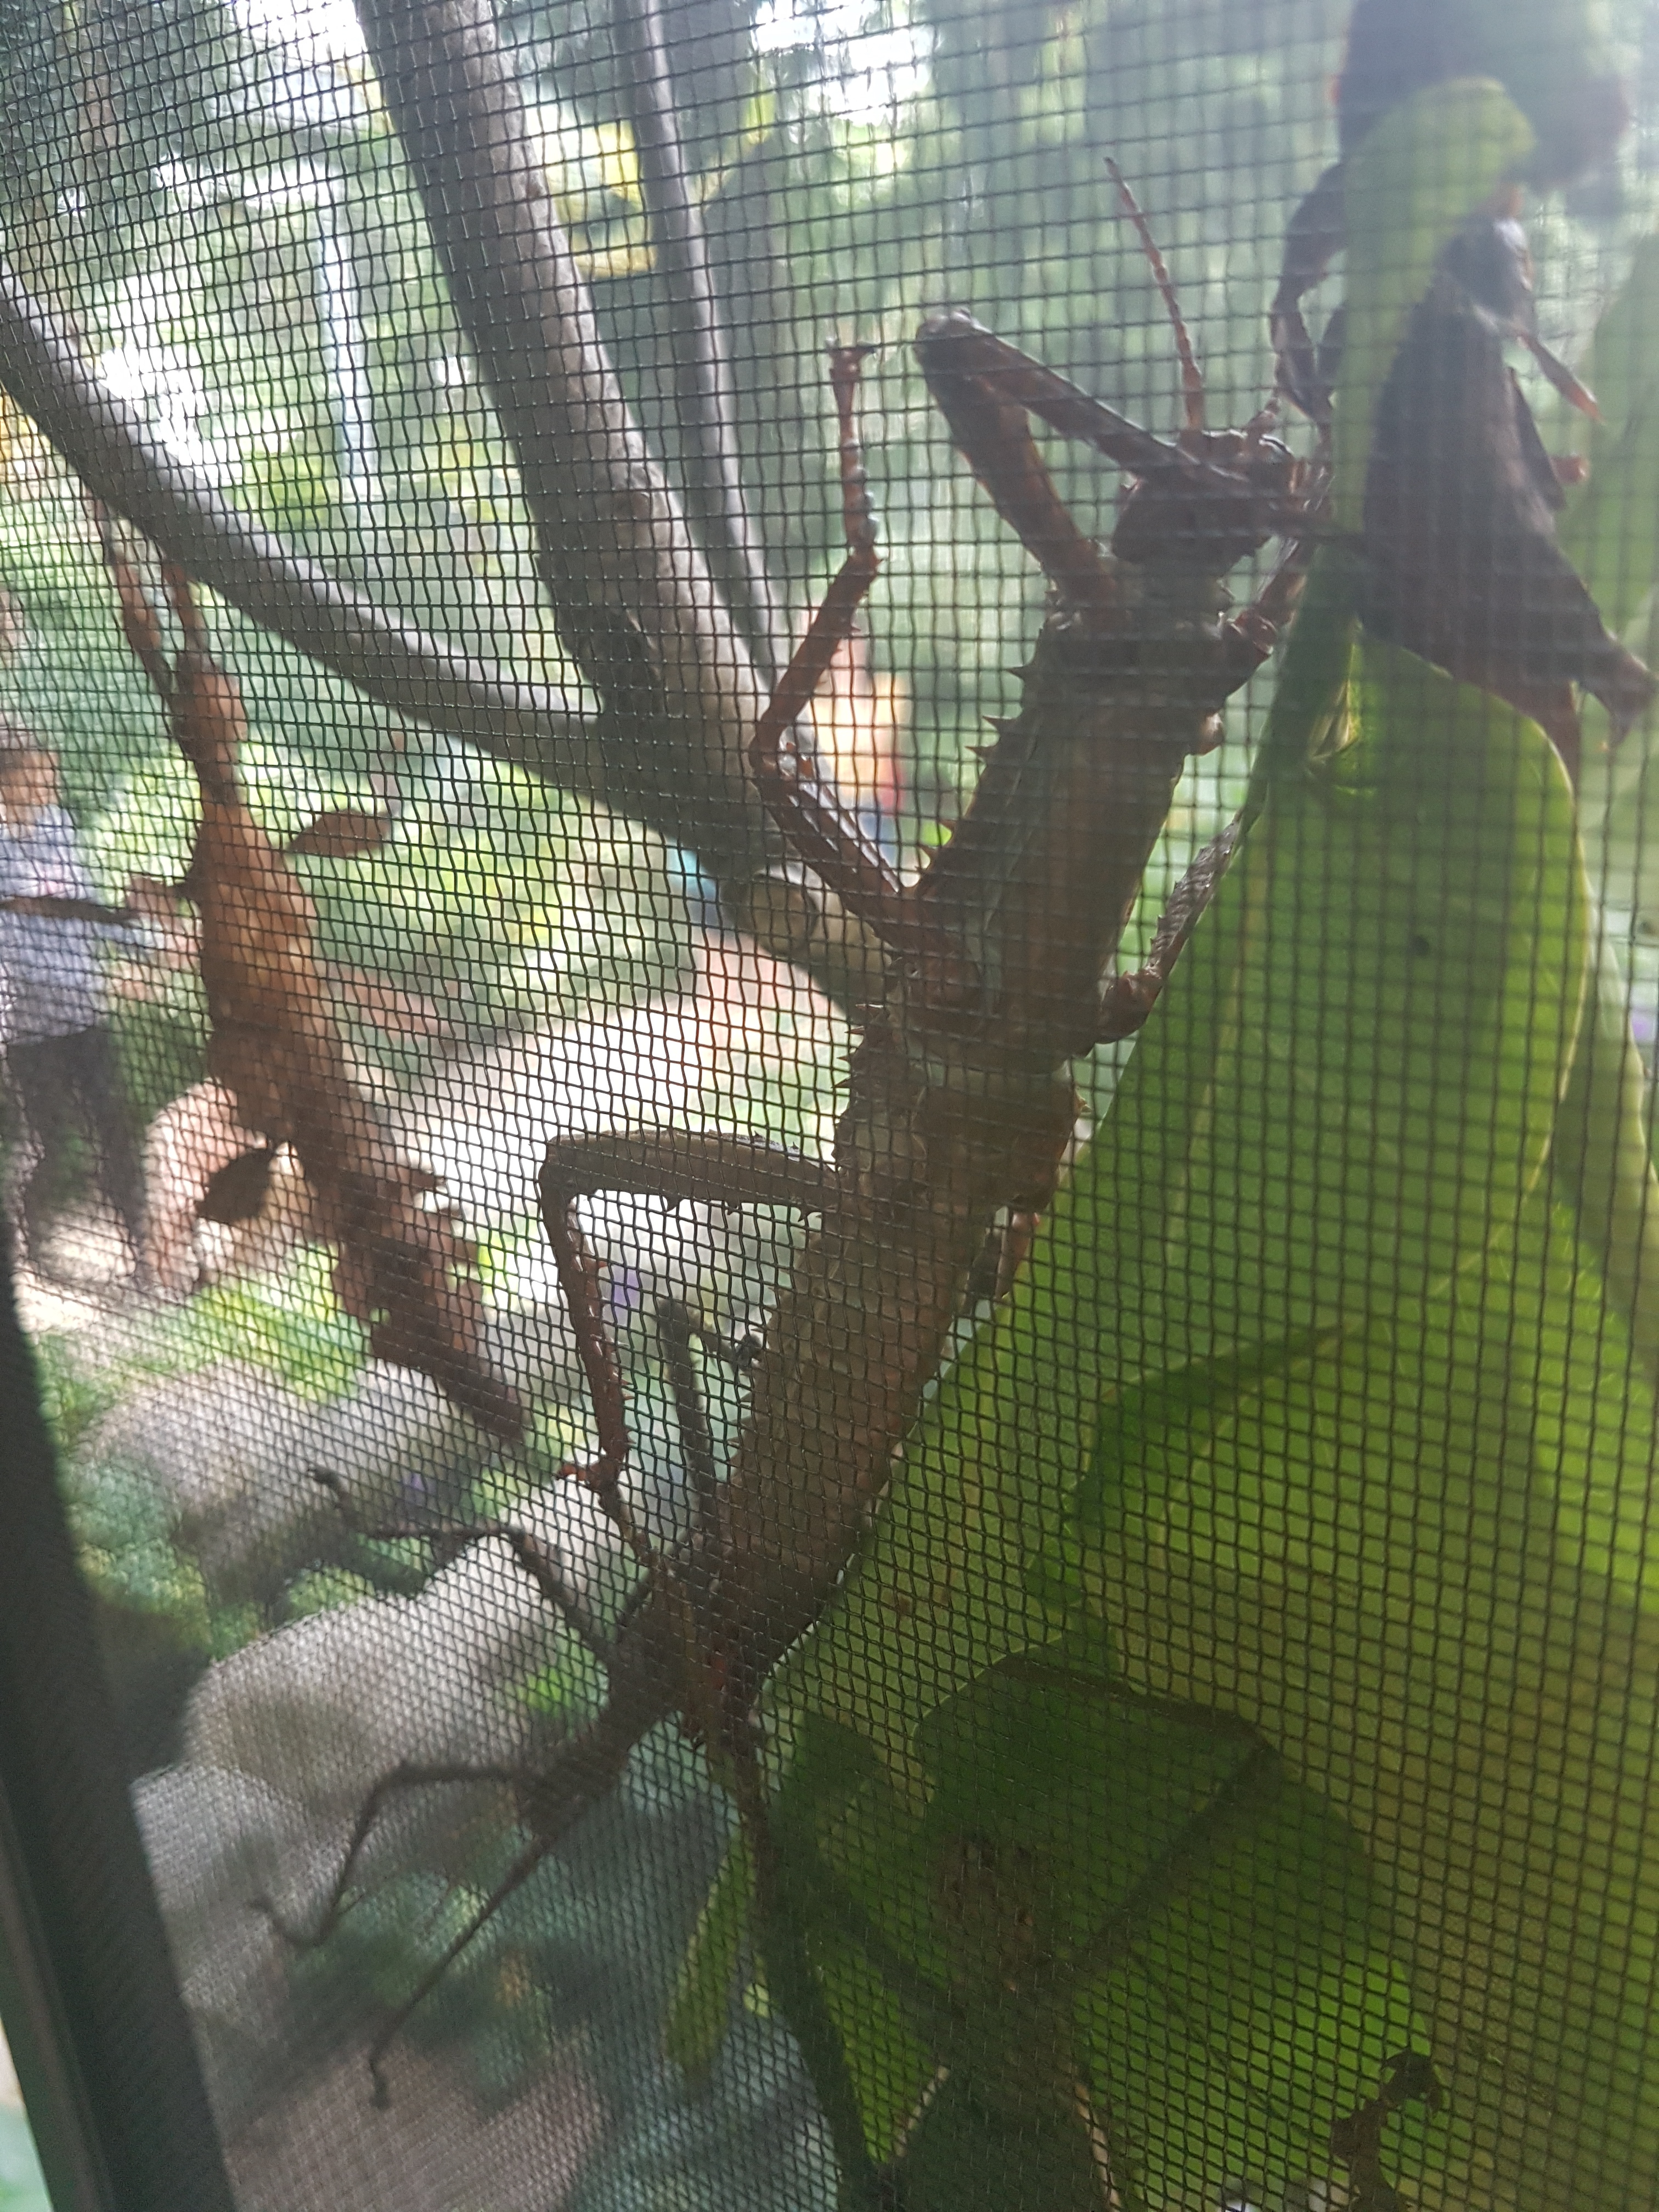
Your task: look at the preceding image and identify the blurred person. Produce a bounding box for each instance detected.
[0,733,148,1283]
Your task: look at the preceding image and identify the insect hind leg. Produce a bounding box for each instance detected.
[250,1757,524,1954]
[365,1827,558,2107]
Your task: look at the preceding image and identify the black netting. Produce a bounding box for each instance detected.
[1,1,1657,2206]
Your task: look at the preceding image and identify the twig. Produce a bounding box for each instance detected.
[619,0,781,672]
[349,0,774,880]
[0,266,596,774]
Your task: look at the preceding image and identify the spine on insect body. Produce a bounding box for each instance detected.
[902,585,1231,1065]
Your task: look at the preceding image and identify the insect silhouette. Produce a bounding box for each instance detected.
[1270,13,1653,775]
[265,179,1319,2103]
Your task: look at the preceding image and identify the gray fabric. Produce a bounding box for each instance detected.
[0,805,110,1040]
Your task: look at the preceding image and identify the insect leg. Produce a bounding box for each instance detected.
[1210,523,1320,704]
[306,1464,616,1665]
[538,1176,650,1565]
[250,1758,523,1951]
[364,1826,557,2107]
[1096,820,1242,1043]
[747,346,940,961]
[656,1297,723,1554]
[913,314,1121,606]
[537,1131,844,1565]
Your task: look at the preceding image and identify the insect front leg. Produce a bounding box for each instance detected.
[747,345,894,906]
[912,313,1122,606]
[537,1128,845,1692]
[747,347,965,980]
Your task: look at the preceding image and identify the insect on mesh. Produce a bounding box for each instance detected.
[0,0,1656,2206]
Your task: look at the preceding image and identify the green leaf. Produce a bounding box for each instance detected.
[1072,1183,1659,2208]
[1333,80,1534,528]
[1560,232,1659,634]
[1548,927,1659,1391]
[772,1657,1429,2208]
[663,1830,753,2079]
[1250,543,1361,791]
[1074,1330,1335,1547]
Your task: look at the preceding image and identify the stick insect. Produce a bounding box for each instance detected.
[272,187,1318,2111]
[1269,47,1653,777]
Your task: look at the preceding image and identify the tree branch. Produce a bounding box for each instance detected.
[0,262,600,782]
[616,0,782,673]
[351,0,774,880]
[0,253,887,1014]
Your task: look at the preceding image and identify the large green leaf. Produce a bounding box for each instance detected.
[1560,232,1659,635]
[1069,1178,1659,2212]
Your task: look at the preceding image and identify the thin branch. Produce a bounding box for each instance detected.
[0,258,885,1014]
[351,0,775,879]
[617,0,782,672]
[0,263,599,780]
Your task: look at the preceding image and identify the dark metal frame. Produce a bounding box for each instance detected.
[0,1235,235,2212]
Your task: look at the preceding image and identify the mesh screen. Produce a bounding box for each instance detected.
[2,0,1658,2205]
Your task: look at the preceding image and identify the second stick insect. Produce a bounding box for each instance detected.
[289,214,1317,2098]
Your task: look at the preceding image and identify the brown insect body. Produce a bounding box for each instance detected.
[261,271,1315,2087]
[903,594,1228,1069]
[591,312,1307,1728]
[100,544,525,1443]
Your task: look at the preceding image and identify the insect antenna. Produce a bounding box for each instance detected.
[1105,156,1206,437]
